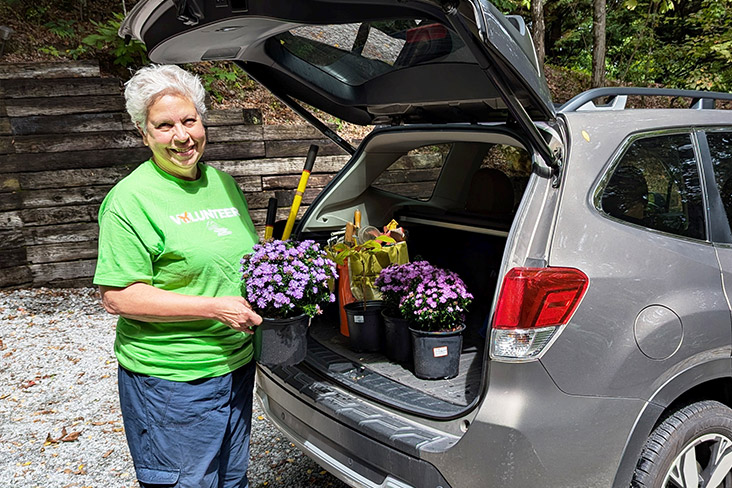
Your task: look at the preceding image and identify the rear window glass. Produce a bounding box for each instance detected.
[706,131,732,233]
[371,144,449,201]
[599,133,705,240]
[276,20,472,85]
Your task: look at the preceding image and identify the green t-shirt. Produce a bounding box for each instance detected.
[93,160,258,381]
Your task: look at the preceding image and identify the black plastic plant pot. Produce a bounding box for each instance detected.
[382,311,412,364]
[344,301,384,353]
[409,325,465,380]
[253,314,310,367]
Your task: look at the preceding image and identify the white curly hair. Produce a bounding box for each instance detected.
[124,64,207,133]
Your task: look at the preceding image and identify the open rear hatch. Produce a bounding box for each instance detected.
[121,0,560,163]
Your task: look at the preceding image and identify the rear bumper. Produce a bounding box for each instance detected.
[256,360,650,488]
[256,366,453,488]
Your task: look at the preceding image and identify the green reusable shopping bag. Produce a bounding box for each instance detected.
[347,241,409,301]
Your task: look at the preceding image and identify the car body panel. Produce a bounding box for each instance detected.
[611,358,732,487]
[544,111,732,400]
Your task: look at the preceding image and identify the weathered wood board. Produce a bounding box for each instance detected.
[0,77,121,98]
[1,148,152,173]
[4,95,126,117]
[0,61,101,80]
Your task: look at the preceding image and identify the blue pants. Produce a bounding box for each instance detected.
[118,362,255,488]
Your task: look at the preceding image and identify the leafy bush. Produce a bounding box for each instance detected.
[82,13,148,68]
[195,62,256,103]
[44,19,77,40]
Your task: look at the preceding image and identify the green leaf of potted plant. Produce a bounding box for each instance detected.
[330,235,400,352]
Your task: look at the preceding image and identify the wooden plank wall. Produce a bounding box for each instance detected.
[0,61,351,288]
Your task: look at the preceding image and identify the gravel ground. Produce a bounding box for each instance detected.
[0,288,348,488]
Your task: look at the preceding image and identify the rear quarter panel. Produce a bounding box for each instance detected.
[542,111,732,401]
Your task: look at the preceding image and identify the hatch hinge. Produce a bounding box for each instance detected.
[438,0,461,14]
[537,122,564,187]
[235,62,356,156]
[171,0,205,26]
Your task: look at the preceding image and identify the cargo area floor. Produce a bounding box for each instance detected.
[307,319,484,409]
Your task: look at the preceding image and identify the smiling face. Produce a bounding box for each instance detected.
[141,93,206,180]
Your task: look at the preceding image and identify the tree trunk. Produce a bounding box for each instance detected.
[592,0,607,88]
[531,0,545,68]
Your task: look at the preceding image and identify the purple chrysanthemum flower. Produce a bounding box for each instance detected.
[240,239,337,319]
[376,260,472,332]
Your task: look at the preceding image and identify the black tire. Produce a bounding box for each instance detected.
[632,400,732,488]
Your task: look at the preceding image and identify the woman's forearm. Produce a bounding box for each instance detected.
[99,283,262,332]
[100,283,216,321]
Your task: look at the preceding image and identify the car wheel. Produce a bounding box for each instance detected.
[632,400,732,488]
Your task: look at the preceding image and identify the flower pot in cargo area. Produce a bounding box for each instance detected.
[253,314,310,367]
[410,325,465,380]
[344,301,384,353]
[382,311,412,364]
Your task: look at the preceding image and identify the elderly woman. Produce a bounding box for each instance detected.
[93,64,262,488]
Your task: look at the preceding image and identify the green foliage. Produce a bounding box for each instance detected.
[44,19,77,39]
[200,64,239,103]
[609,0,732,91]
[196,62,256,103]
[22,3,50,23]
[37,45,61,57]
[1,0,90,25]
[539,0,732,92]
[491,0,526,12]
[202,65,238,85]
[625,0,674,13]
[82,12,148,68]
[676,0,732,91]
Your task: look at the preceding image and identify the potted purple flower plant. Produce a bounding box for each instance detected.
[400,265,473,332]
[375,260,435,363]
[399,264,473,380]
[240,239,337,366]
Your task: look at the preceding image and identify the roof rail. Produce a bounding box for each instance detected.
[559,87,732,113]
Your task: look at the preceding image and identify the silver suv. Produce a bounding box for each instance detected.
[123,1,732,486]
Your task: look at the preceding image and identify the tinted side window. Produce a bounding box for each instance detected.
[707,132,732,232]
[371,144,449,201]
[600,133,705,240]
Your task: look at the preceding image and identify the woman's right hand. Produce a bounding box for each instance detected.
[212,296,263,334]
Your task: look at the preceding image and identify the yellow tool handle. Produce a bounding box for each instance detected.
[282,145,318,240]
[354,210,361,229]
[264,197,277,241]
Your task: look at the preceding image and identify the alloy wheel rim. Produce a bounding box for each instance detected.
[663,433,732,487]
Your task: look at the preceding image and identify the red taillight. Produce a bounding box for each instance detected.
[492,267,589,330]
[406,23,448,44]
